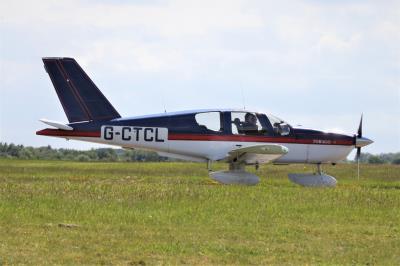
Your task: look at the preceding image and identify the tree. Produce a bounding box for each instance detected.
[392,157,400,165]
[368,155,385,164]
[77,154,91,162]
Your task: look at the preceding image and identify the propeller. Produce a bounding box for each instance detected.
[354,114,373,179]
[356,114,363,179]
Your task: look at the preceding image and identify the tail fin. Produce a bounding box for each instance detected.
[42,57,121,123]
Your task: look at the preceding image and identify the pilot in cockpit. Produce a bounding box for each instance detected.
[243,113,258,131]
[233,112,260,135]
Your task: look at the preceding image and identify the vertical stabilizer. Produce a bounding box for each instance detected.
[42,57,121,123]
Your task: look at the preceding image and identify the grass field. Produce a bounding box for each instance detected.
[0,159,399,265]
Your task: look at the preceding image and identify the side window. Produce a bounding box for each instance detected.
[195,112,222,132]
[267,114,291,136]
[231,112,264,135]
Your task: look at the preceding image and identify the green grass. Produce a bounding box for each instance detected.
[0,159,399,265]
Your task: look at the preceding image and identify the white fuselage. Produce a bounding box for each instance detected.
[62,125,354,164]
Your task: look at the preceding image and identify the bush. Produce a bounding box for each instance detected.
[368,155,385,164]
[77,154,91,162]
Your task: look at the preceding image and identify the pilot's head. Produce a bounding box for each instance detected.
[245,113,257,125]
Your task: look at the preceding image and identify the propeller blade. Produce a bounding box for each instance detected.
[357,114,363,138]
[356,147,361,180]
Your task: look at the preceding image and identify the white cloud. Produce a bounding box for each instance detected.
[76,40,184,73]
[316,33,362,53]
[1,0,263,36]
[0,0,399,153]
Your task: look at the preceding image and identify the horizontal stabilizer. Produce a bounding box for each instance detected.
[39,119,73,131]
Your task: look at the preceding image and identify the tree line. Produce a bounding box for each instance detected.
[357,152,400,165]
[0,142,169,162]
[0,142,399,164]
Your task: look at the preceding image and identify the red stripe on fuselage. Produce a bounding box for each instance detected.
[36,129,353,146]
[168,133,354,146]
[36,129,101,137]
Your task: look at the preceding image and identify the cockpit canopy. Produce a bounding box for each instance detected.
[194,110,291,136]
[266,113,291,136]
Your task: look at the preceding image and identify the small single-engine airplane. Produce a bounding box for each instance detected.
[37,57,373,187]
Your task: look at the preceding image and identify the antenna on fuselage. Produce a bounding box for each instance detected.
[240,82,246,110]
[160,86,167,113]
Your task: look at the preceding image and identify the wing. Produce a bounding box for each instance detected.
[227,144,289,165]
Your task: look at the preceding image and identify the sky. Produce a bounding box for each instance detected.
[0,0,399,155]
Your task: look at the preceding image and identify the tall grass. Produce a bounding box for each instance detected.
[0,159,399,265]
